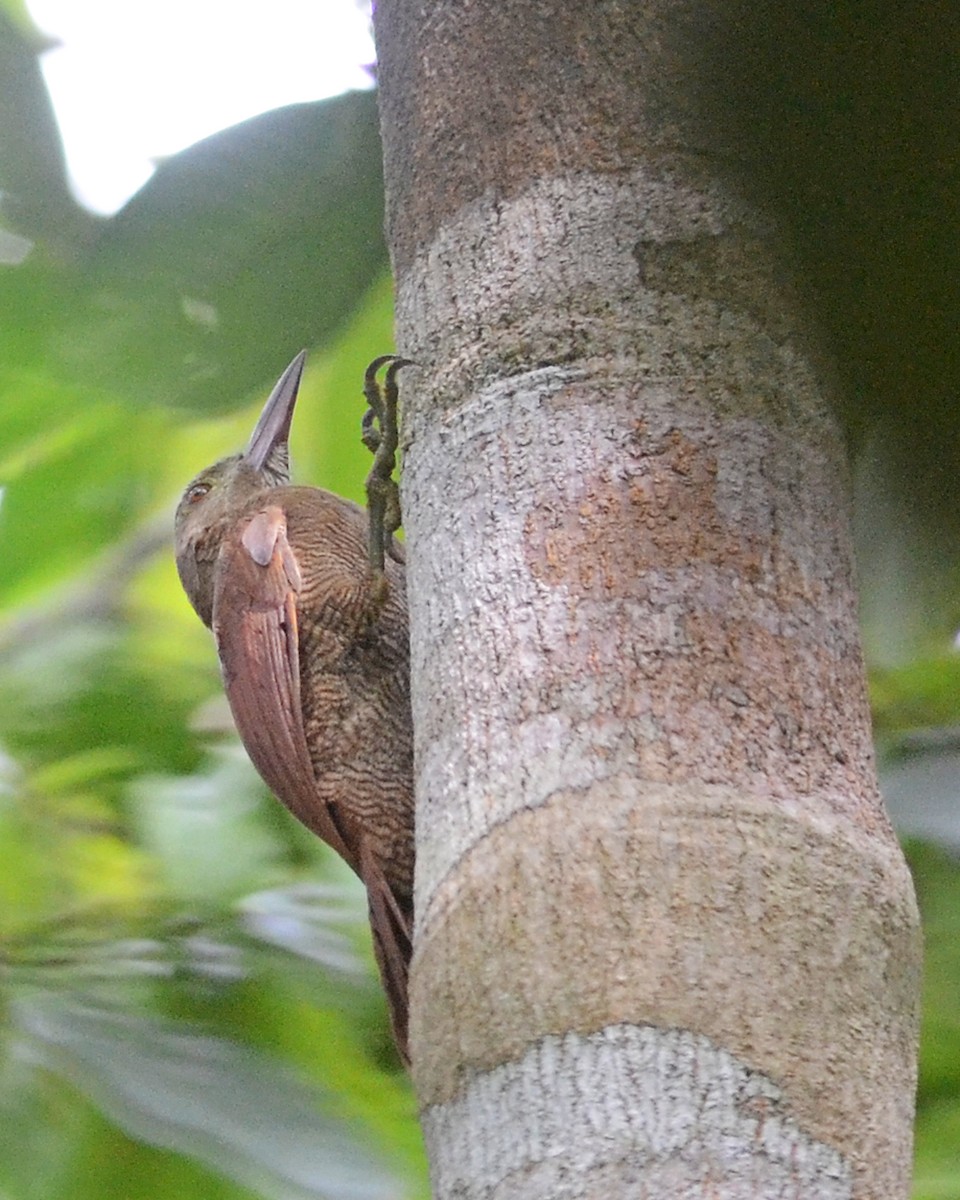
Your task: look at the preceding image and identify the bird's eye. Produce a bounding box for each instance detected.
[187,482,211,503]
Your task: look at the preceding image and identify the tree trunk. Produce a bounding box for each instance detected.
[373,2,922,1196]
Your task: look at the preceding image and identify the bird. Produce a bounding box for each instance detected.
[174,352,414,1062]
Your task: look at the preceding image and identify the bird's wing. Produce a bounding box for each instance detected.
[212,505,357,871]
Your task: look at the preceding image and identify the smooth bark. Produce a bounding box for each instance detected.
[374,2,922,1196]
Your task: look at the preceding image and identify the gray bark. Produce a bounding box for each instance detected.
[374,2,922,1196]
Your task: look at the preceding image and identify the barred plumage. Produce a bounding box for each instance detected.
[174,355,414,1062]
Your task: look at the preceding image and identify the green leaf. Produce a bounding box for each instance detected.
[50,90,387,412]
[0,11,92,252]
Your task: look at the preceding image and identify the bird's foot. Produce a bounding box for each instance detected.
[362,355,414,581]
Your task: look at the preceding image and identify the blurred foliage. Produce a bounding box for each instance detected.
[873,658,960,744]
[0,6,425,1199]
[908,841,960,1199]
[0,1,958,1197]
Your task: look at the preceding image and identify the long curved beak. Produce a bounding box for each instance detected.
[244,350,306,479]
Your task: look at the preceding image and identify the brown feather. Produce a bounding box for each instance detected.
[174,360,414,1065]
[213,505,358,871]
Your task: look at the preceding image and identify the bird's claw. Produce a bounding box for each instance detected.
[362,355,414,582]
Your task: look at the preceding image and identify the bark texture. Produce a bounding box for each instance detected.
[374,2,922,1196]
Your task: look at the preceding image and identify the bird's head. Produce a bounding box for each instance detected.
[174,351,306,624]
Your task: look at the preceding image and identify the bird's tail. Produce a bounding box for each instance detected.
[361,844,413,1067]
